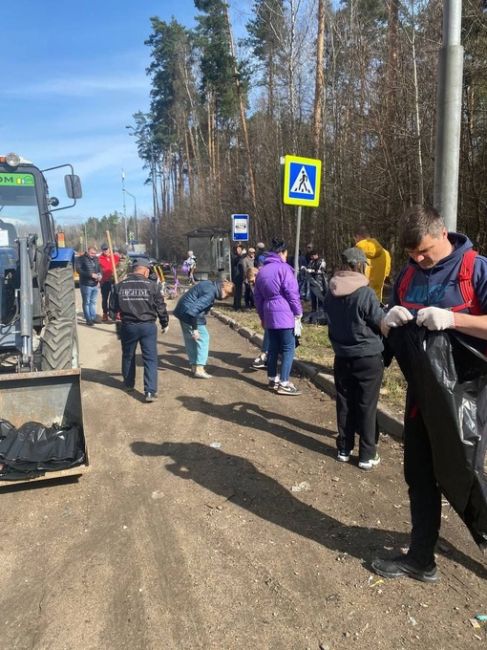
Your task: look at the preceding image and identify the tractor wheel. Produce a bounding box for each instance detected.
[41,319,79,370]
[45,266,76,322]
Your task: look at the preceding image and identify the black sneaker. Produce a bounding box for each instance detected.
[371,556,439,583]
[124,386,135,393]
[252,355,267,369]
[267,379,279,390]
[144,392,158,403]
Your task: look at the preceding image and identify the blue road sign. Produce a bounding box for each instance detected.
[231,214,249,241]
[282,155,322,207]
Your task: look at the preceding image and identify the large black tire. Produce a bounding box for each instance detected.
[45,266,76,322]
[41,319,79,370]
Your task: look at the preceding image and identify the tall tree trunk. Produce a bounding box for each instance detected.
[312,0,326,160]
[410,0,424,204]
[288,0,298,152]
[224,5,257,214]
[184,129,194,205]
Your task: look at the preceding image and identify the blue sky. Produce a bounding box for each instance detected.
[2,0,251,228]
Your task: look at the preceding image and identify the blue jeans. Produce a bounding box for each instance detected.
[262,329,269,354]
[121,321,158,394]
[180,321,210,366]
[80,284,98,323]
[267,328,295,382]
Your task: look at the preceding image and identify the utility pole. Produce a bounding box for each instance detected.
[124,189,138,241]
[121,169,128,246]
[434,0,464,232]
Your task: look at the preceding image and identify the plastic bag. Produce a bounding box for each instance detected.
[0,419,85,478]
[389,324,487,549]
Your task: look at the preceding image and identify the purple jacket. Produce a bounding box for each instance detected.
[254,252,302,329]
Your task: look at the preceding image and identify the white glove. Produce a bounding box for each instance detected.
[383,305,414,328]
[192,330,200,341]
[416,307,454,331]
[294,315,303,337]
[161,325,169,334]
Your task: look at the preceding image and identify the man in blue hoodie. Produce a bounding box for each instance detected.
[372,205,487,583]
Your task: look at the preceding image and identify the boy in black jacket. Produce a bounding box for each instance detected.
[323,248,385,470]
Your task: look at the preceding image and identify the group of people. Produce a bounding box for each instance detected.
[82,204,487,585]
[77,244,122,325]
[231,242,266,311]
[325,206,487,583]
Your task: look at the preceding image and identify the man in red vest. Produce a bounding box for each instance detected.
[373,205,487,583]
[99,243,120,321]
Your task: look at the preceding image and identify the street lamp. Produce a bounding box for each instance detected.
[123,188,138,241]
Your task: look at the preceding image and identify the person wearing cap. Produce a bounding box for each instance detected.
[323,247,385,469]
[110,258,169,402]
[255,242,267,268]
[254,238,303,395]
[239,247,256,309]
[98,243,120,321]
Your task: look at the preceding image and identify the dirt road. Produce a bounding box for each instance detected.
[0,306,486,649]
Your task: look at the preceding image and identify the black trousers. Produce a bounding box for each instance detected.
[334,354,383,462]
[233,280,243,310]
[244,283,254,308]
[121,321,158,395]
[101,281,112,315]
[403,391,442,568]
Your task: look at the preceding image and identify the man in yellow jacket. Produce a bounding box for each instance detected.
[354,225,391,303]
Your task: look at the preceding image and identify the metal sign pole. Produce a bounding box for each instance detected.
[433,0,463,231]
[294,206,302,278]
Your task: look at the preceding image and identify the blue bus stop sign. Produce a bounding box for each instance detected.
[231,214,249,241]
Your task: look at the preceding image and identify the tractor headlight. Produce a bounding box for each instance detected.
[5,152,21,168]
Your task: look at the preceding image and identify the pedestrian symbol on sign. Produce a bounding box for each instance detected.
[282,155,321,207]
[290,167,313,195]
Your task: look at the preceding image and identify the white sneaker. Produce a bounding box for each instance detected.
[277,382,301,396]
[358,454,381,471]
[194,367,212,379]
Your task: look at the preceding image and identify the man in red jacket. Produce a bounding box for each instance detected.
[99,243,120,321]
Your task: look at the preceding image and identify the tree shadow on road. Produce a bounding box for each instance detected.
[130,441,487,580]
[162,342,256,371]
[158,353,268,390]
[176,395,338,459]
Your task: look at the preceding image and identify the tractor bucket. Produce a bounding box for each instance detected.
[0,368,89,486]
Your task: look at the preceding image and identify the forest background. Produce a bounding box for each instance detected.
[66,0,487,270]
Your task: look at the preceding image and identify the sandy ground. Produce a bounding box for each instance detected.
[0,296,486,650]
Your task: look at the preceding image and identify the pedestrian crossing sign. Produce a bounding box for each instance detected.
[282,155,322,207]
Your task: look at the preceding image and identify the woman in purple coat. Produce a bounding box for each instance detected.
[254,239,303,395]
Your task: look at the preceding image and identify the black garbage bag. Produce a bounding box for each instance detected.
[389,324,487,550]
[0,419,85,478]
[0,419,15,441]
[303,276,329,325]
